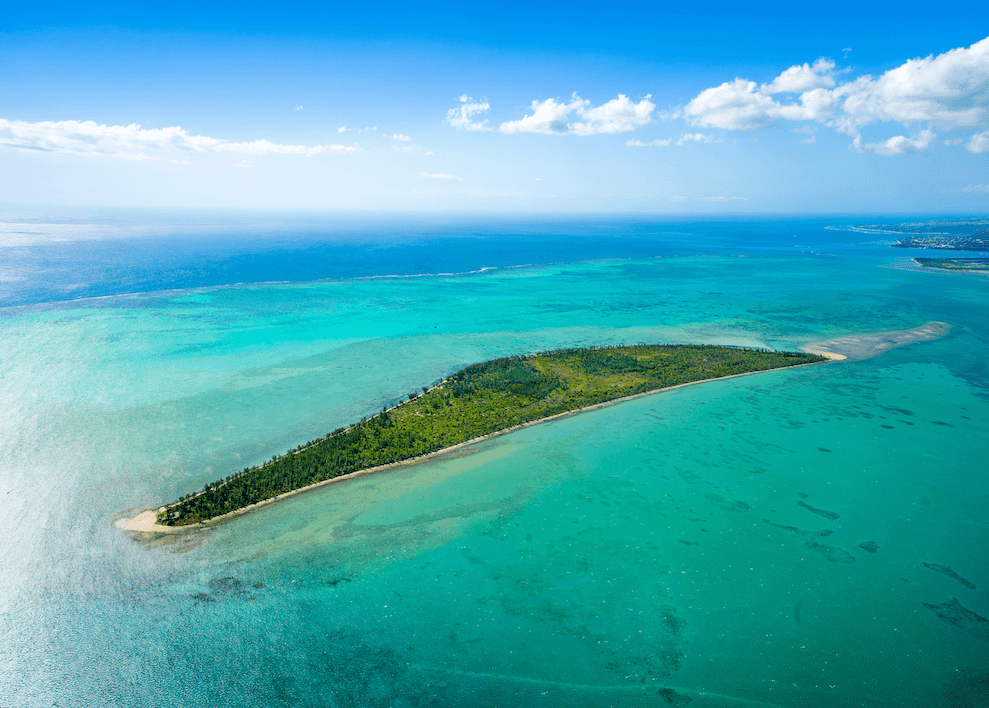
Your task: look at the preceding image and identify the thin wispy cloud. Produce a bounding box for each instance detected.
[0,119,359,159]
[388,133,411,142]
[446,95,491,131]
[500,93,654,135]
[853,129,936,155]
[672,195,747,202]
[682,36,989,155]
[419,171,463,181]
[627,139,672,147]
[678,132,721,144]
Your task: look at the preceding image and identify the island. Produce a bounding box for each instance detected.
[913,257,989,273]
[138,345,825,529]
[892,234,989,252]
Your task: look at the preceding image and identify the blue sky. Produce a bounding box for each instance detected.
[1,1,987,212]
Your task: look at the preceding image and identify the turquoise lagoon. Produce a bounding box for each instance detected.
[0,216,987,707]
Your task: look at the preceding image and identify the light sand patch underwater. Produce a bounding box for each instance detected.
[802,321,951,360]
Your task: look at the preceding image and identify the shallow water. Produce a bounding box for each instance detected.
[1,214,987,707]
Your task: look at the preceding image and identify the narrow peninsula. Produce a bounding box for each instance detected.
[131,345,823,529]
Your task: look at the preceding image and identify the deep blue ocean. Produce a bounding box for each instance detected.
[1,209,987,707]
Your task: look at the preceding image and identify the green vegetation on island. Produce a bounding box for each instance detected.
[856,218,989,237]
[893,235,989,252]
[158,344,825,526]
[914,257,989,272]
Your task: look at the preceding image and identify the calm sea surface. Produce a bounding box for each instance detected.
[1,211,987,707]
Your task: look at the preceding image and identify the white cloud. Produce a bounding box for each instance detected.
[801,136,817,144]
[338,126,347,133]
[295,105,304,112]
[684,79,784,130]
[943,137,963,145]
[446,95,491,131]
[0,118,359,159]
[684,76,838,130]
[967,131,989,153]
[852,129,936,155]
[831,37,989,134]
[627,138,672,147]
[678,132,721,144]
[962,183,989,192]
[683,36,989,154]
[762,58,835,94]
[231,160,251,168]
[419,171,463,181]
[388,133,411,142]
[500,93,654,135]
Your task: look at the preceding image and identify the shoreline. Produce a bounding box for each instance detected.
[116,357,834,534]
[906,257,989,276]
[118,323,949,536]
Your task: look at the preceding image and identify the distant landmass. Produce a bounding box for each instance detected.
[855,218,989,236]
[914,257,989,272]
[132,345,825,528]
[851,218,989,252]
[892,234,989,252]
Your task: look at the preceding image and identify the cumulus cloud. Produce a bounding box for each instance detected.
[761,58,836,94]
[852,129,936,155]
[419,171,463,181]
[446,95,491,131]
[627,138,672,147]
[0,118,359,159]
[684,77,837,130]
[338,126,347,133]
[500,93,654,135]
[683,36,989,154]
[962,183,989,192]
[295,105,304,112]
[388,133,411,142]
[967,131,989,153]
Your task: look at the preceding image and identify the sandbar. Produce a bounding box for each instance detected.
[115,509,177,534]
[802,321,950,362]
